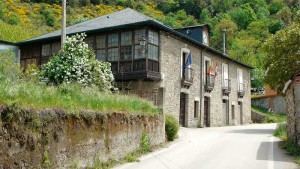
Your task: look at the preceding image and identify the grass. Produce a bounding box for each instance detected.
[251,106,286,123]
[274,123,300,165]
[0,80,159,115]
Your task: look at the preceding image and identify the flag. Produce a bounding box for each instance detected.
[184,52,192,68]
[208,61,214,75]
[214,63,219,79]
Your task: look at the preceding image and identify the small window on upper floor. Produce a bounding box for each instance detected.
[108,33,119,47]
[222,63,229,87]
[148,30,158,45]
[134,29,146,44]
[52,42,61,55]
[96,35,106,49]
[42,44,51,57]
[84,36,94,49]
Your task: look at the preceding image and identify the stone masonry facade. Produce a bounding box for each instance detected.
[122,31,251,127]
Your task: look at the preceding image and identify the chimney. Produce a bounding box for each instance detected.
[222,29,226,54]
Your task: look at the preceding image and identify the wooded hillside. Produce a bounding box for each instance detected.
[1,0,299,88]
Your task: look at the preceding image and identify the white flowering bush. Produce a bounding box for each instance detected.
[40,33,114,91]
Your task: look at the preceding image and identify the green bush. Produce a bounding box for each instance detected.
[140,132,150,153]
[165,114,179,141]
[274,123,287,140]
[40,33,115,91]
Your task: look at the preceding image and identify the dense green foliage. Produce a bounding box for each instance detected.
[263,23,300,93]
[40,33,115,91]
[0,50,20,82]
[1,0,300,89]
[165,114,179,141]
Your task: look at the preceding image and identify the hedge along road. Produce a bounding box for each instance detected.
[114,124,299,169]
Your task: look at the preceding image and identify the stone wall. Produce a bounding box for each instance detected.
[0,106,165,168]
[251,110,267,123]
[252,95,286,114]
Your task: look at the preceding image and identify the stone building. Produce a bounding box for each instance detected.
[16,8,252,127]
[284,73,300,145]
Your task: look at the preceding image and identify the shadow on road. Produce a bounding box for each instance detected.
[256,141,294,163]
[228,129,274,135]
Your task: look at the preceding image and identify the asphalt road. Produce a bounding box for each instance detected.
[114,123,299,169]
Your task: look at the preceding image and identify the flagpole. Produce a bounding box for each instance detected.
[61,0,66,50]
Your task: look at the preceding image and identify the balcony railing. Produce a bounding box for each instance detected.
[204,74,215,91]
[238,83,245,97]
[181,67,194,87]
[222,79,231,94]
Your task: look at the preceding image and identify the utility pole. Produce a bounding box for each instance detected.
[61,0,66,50]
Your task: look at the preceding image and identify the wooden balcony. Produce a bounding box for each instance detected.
[222,79,231,95]
[238,83,245,97]
[181,68,194,88]
[111,59,161,81]
[204,74,215,92]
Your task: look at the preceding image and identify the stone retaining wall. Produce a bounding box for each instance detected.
[0,106,165,168]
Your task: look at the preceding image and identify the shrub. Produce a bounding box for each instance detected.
[274,123,287,140]
[40,33,115,91]
[165,114,179,141]
[140,132,150,153]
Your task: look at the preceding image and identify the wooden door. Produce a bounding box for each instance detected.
[222,99,229,125]
[179,93,186,127]
[238,102,243,125]
[204,97,210,127]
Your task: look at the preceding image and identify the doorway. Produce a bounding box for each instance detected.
[179,93,186,127]
[204,97,210,127]
[238,102,243,125]
[222,99,229,125]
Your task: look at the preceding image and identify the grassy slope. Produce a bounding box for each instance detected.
[0,80,159,115]
[251,105,286,123]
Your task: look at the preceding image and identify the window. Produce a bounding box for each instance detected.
[108,48,119,61]
[134,29,146,44]
[84,36,94,49]
[96,35,106,61]
[108,33,119,47]
[237,69,243,91]
[134,29,146,60]
[222,63,229,87]
[148,30,158,45]
[194,101,199,118]
[96,35,106,49]
[51,42,61,55]
[148,44,158,60]
[204,58,211,83]
[121,31,132,46]
[96,49,106,61]
[120,32,132,61]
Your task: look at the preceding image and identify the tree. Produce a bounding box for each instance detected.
[263,23,300,93]
[229,3,257,30]
[211,17,238,51]
[40,33,115,91]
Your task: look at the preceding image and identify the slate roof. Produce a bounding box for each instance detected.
[17,8,253,69]
[21,8,160,43]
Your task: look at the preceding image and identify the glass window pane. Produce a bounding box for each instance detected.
[108,33,119,47]
[149,30,158,45]
[134,29,146,44]
[52,42,61,55]
[96,35,106,49]
[84,36,94,49]
[134,45,145,59]
[120,46,132,61]
[42,44,51,56]
[121,31,132,46]
[96,49,106,61]
[108,48,119,61]
[148,44,158,61]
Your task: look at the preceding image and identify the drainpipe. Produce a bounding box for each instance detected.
[222,29,226,55]
[199,48,203,127]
